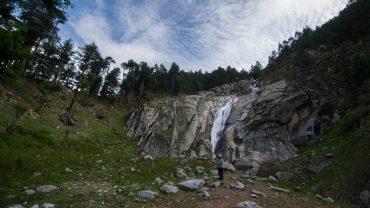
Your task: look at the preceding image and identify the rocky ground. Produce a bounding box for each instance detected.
[3,165,352,208]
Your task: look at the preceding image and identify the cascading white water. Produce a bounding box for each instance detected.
[211,98,238,156]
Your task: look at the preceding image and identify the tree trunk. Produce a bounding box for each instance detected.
[139,80,145,98]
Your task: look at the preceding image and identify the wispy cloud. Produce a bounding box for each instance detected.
[65,0,348,71]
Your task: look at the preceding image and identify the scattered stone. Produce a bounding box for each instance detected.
[36,185,58,193]
[176,168,188,179]
[210,170,218,175]
[230,181,245,190]
[33,172,42,177]
[307,162,331,174]
[255,177,268,182]
[22,189,36,195]
[7,204,24,208]
[222,162,236,172]
[197,190,210,199]
[233,201,262,208]
[325,153,334,159]
[359,190,370,207]
[64,167,73,173]
[251,189,267,197]
[129,158,138,163]
[269,185,290,193]
[275,171,294,181]
[195,166,205,173]
[180,158,188,165]
[315,194,334,202]
[30,204,39,208]
[137,190,157,199]
[250,194,259,198]
[269,175,278,182]
[199,187,209,192]
[4,195,17,200]
[154,177,163,184]
[245,178,256,184]
[143,155,154,162]
[210,181,222,188]
[160,184,179,194]
[178,179,205,190]
[96,160,103,164]
[41,203,54,208]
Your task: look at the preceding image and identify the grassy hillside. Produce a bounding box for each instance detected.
[0,80,214,207]
[259,105,370,204]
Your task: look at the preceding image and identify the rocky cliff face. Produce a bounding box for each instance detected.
[125,79,339,173]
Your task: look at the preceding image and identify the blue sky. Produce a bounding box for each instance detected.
[60,0,348,71]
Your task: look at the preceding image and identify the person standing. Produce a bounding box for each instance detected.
[216,154,224,180]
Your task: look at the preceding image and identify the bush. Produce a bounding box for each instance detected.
[14,101,29,119]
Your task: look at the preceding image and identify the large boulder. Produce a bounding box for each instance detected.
[178,179,205,191]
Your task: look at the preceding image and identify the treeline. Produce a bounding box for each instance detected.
[262,0,370,83]
[0,0,254,103]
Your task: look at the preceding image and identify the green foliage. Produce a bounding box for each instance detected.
[14,101,29,119]
[259,106,370,203]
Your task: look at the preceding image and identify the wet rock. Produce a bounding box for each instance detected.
[178,179,205,190]
[137,190,157,199]
[275,171,294,181]
[232,201,262,208]
[230,181,245,190]
[36,185,58,193]
[160,184,179,194]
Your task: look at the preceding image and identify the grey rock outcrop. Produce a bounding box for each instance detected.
[125,79,339,173]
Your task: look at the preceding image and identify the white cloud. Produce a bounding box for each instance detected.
[68,0,348,71]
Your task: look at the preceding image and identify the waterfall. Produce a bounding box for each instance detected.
[211,98,238,156]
